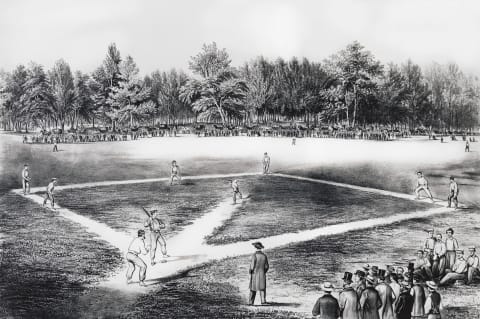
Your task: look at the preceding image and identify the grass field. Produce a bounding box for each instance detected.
[1,133,480,318]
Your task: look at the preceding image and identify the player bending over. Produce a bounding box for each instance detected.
[126,229,149,286]
[415,171,434,202]
[43,178,58,209]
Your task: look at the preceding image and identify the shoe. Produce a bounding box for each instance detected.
[126,279,133,285]
[139,281,147,287]
[160,259,167,263]
[151,261,156,266]
[163,254,170,258]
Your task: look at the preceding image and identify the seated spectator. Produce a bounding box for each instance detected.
[466,246,480,285]
[439,250,467,286]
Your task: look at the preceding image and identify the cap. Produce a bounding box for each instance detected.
[469,246,476,251]
[363,264,370,272]
[456,249,464,254]
[51,178,57,181]
[425,228,434,233]
[137,229,145,237]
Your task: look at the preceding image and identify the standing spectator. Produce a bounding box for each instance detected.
[410,276,426,318]
[432,234,447,278]
[375,269,396,319]
[466,246,480,285]
[360,275,382,319]
[312,282,340,319]
[395,282,414,319]
[339,272,359,319]
[424,281,443,319]
[353,270,367,298]
[249,242,269,305]
[465,139,470,152]
[445,228,459,270]
[389,273,401,312]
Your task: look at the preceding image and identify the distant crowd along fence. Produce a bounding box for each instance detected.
[21,126,477,144]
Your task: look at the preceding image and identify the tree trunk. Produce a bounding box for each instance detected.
[352,84,357,127]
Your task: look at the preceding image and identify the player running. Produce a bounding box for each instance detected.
[43,178,58,209]
[415,171,434,202]
[22,164,31,195]
[126,229,149,286]
[447,176,459,209]
[262,152,270,174]
[170,160,181,185]
[143,208,169,265]
[230,179,243,204]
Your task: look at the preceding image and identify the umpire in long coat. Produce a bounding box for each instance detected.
[339,272,360,319]
[249,241,269,305]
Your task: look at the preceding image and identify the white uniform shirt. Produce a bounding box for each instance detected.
[128,237,148,255]
[445,238,459,251]
[47,182,55,194]
[22,168,29,181]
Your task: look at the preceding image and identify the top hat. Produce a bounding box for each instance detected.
[378,269,386,280]
[342,272,353,283]
[252,242,264,249]
[354,270,366,278]
[408,262,415,271]
[321,282,334,292]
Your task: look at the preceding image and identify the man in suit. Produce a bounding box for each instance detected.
[410,276,426,318]
[339,272,359,319]
[439,249,468,286]
[353,270,367,298]
[249,242,269,305]
[360,275,382,319]
[375,269,396,319]
[395,282,414,319]
[467,246,480,284]
[312,282,340,318]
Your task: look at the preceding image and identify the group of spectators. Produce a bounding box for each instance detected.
[312,227,479,319]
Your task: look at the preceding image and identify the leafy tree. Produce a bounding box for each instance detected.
[49,59,75,131]
[181,69,247,125]
[189,42,231,78]
[325,41,383,126]
[73,71,95,128]
[21,63,53,130]
[107,56,154,128]
[241,56,276,123]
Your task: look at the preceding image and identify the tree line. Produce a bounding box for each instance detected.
[0,41,479,132]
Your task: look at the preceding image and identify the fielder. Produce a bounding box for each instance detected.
[43,178,58,209]
[144,208,169,265]
[262,152,270,174]
[230,179,243,204]
[415,171,434,202]
[22,164,31,195]
[126,229,149,286]
[447,176,459,209]
[170,160,181,185]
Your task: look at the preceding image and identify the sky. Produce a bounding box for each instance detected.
[1,0,480,76]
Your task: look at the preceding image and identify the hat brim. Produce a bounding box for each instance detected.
[252,242,264,249]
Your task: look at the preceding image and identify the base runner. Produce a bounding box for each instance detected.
[43,178,58,209]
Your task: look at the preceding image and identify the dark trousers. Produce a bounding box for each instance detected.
[447,192,458,208]
[249,290,266,305]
